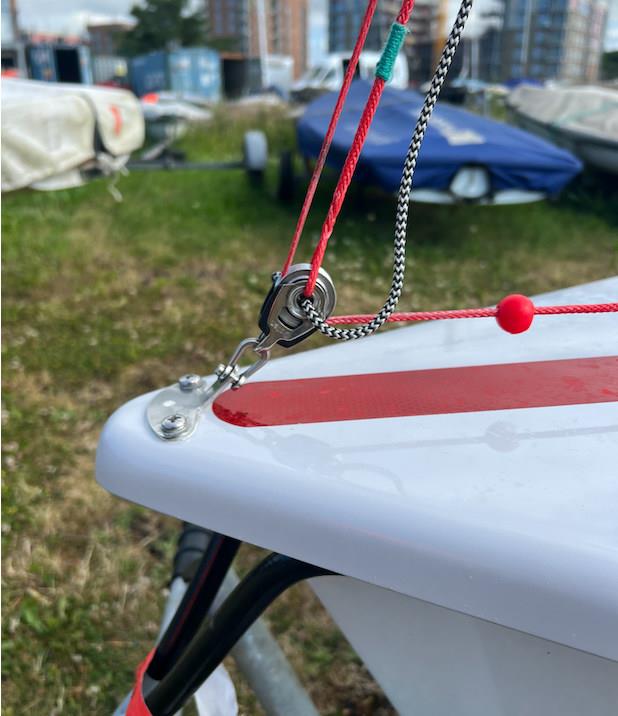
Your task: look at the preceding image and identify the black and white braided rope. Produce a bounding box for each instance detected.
[302,0,474,341]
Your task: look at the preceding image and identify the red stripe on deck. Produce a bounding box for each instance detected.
[212,356,618,427]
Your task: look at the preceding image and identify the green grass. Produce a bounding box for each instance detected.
[2,104,617,715]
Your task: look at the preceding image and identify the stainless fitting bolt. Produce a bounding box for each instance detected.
[161,413,187,438]
[231,374,246,390]
[216,363,234,381]
[178,373,202,391]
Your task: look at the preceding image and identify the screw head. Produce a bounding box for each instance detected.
[161,413,187,437]
[178,373,202,391]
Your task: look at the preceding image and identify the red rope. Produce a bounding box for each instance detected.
[534,304,618,315]
[396,0,416,24]
[328,308,497,324]
[304,77,386,295]
[281,0,380,276]
[303,1,417,297]
[327,303,618,325]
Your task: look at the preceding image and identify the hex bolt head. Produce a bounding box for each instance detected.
[161,413,187,437]
[178,373,202,391]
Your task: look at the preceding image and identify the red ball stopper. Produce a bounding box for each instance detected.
[496,294,535,334]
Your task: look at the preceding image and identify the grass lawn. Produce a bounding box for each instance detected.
[2,105,617,715]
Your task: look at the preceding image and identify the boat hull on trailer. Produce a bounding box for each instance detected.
[296,80,582,204]
[507,84,618,175]
[97,278,618,714]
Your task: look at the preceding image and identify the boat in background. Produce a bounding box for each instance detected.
[140,91,213,142]
[1,78,144,192]
[507,84,618,175]
[296,80,582,205]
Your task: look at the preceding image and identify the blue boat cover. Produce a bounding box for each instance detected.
[297,80,582,196]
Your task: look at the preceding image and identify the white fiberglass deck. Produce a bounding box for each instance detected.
[97,277,618,662]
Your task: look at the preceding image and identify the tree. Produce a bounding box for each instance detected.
[120,0,207,57]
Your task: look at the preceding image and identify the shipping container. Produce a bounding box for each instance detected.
[168,47,220,99]
[92,55,128,84]
[222,57,261,99]
[27,44,56,81]
[26,43,92,84]
[130,47,220,101]
[76,45,93,84]
[129,50,167,97]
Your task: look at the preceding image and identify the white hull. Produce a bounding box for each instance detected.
[97,277,618,710]
[314,576,618,716]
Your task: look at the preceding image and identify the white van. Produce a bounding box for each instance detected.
[291,51,409,101]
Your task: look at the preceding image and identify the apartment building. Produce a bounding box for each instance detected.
[328,0,438,82]
[206,0,308,78]
[501,0,608,82]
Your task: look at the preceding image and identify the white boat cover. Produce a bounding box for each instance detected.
[508,84,618,142]
[1,78,144,192]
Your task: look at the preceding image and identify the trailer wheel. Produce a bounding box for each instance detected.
[277,150,295,203]
[243,131,268,183]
